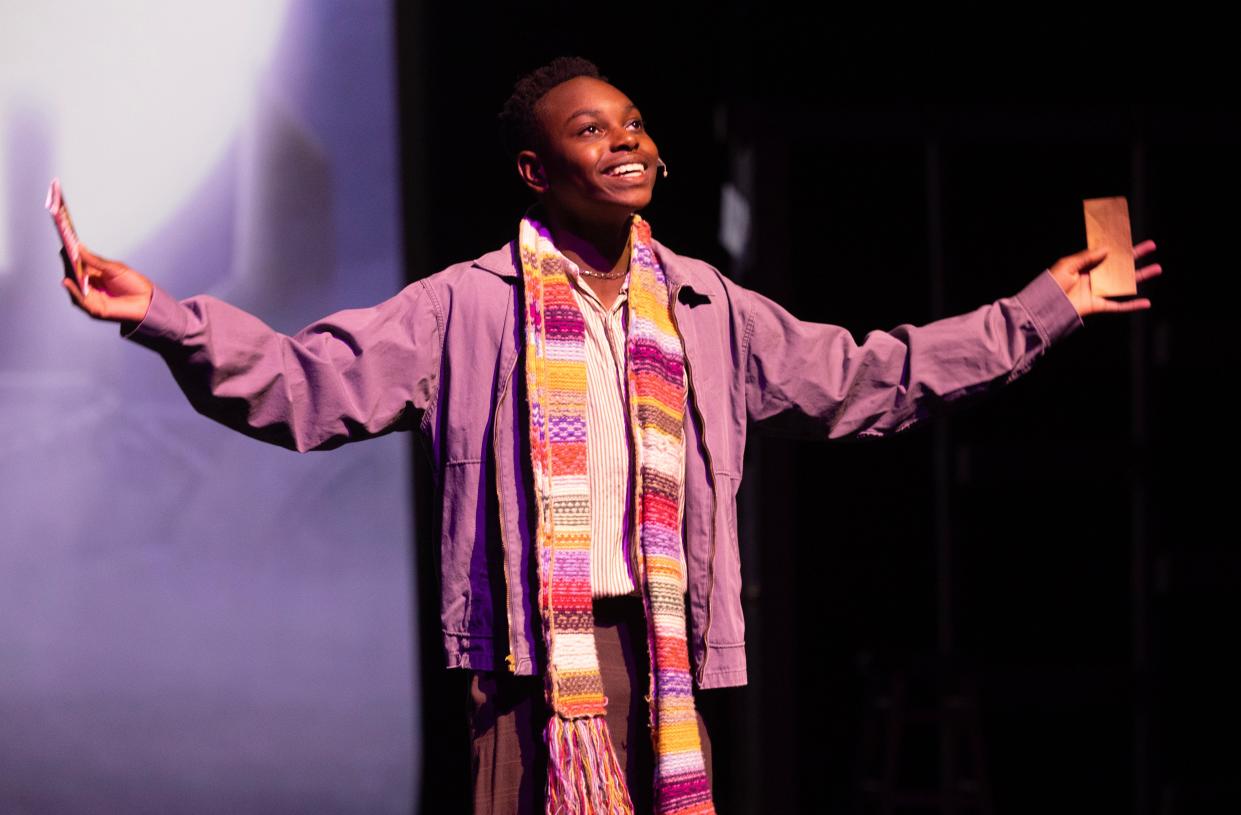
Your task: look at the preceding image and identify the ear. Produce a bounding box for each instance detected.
[517,150,549,194]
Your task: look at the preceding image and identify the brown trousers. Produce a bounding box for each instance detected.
[466,595,713,815]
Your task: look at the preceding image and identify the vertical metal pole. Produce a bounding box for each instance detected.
[926,137,958,814]
[1129,133,1151,815]
[926,139,950,661]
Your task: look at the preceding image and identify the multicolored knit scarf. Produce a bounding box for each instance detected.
[519,211,715,815]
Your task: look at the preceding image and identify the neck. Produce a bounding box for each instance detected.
[541,206,633,278]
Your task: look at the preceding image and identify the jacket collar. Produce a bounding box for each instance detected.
[470,234,705,296]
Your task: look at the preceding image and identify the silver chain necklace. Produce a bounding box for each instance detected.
[577,265,627,280]
[575,244,630,280]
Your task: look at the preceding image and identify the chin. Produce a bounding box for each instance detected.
[621,191,655,211]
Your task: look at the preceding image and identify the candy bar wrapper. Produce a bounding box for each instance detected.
[46,177,87,294]
[46,178,81,263]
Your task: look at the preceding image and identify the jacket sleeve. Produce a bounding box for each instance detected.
[119,279,443,452]
[741,269,1084,440]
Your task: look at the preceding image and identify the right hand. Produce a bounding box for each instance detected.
[61,244,154,324]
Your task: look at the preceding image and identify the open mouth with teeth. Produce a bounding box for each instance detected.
[603,162,647,177]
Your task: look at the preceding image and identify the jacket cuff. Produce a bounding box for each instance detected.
[1015,269,1084,346]
[119,283,188,349]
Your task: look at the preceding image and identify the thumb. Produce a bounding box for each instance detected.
[1077,245,1108,271]
[78,243,125,274]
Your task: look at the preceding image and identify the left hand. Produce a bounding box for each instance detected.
[1048,240,1162,318]
[59,244,154,324]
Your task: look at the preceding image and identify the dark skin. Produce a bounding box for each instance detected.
[516,76,661,311]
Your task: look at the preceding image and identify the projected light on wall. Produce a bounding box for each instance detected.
[0,1,290,272]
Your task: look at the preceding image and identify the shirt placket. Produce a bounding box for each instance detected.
[601,289,640,589]
[574,273,638,596]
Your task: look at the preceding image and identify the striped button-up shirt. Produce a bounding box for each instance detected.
[559,253,688,598]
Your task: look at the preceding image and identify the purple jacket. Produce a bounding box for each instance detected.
[122,237,1083,689]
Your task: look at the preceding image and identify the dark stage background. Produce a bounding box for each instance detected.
[398,5,1237,814]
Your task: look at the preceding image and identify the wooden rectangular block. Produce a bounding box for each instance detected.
[1083,196,1137,296]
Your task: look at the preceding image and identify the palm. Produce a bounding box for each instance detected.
[1050,240,1162,318]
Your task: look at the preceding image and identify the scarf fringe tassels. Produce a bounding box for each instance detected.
[545,715,635,814]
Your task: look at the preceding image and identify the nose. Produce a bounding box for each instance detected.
[610,128,639,151]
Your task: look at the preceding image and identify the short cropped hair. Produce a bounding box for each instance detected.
[498,56,607,160]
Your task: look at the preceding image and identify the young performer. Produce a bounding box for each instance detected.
[61,56,1159,815]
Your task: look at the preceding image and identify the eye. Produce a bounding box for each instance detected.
[627,118,645,131]
[578,124,601,136]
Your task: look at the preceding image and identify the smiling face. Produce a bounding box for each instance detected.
[518,75,659,226]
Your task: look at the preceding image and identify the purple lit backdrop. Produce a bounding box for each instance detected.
[0,3,417,812]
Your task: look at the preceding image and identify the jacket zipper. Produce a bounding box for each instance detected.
[669,285,717,686]
[494,337,520,673]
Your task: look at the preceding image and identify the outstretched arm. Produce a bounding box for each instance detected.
[62,245,442,452]
[742,242,1161,440]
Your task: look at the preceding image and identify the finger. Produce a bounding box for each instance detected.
[1077,245,1109,272]
[62,276,92,314]
[78,243,125,274]
[1132,239,1156,259]
[59,246,85,285]
[1135,263,1162,283]
[64,273,109,317]
[1097,297,1152,313]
